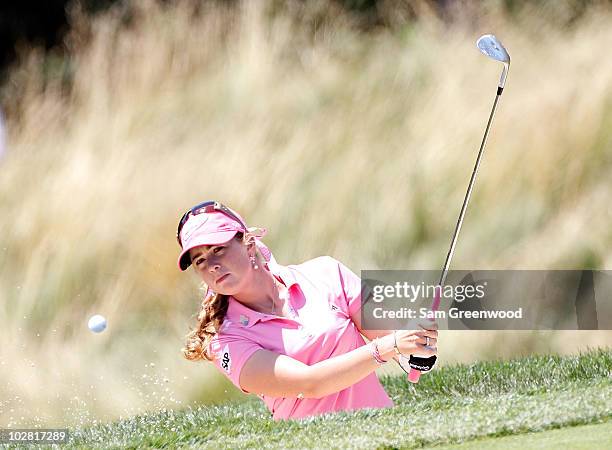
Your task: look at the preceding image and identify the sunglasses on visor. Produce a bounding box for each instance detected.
[176,201,247,247]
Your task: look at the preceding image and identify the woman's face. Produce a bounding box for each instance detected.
[188,235,254,295]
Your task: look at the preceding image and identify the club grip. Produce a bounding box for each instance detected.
[408,368,421,383]
[406,354,438,383]
[407,285,440,383]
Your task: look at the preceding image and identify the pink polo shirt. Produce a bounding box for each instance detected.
[207,255,394,420]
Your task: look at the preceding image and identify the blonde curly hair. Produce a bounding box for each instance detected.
[181,231,264,362]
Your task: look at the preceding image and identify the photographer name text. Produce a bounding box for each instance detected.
[372,307,524,319]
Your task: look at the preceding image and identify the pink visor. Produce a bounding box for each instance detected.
[177,211,245,271]
[177,209,273,271]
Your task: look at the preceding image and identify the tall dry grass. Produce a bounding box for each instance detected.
[1,0,611,427]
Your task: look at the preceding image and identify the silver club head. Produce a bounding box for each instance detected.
[477,34,510,63]
[476,34,510,90]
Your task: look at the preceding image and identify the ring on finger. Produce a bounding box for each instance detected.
[425,336,430,346]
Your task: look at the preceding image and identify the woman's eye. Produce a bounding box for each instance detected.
[195,258,205,266]
[213,247,223,254]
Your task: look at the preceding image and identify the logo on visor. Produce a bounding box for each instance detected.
[182,215,210,242]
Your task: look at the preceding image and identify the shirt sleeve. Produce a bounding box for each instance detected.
[208,331,264,394]
[333,257,364,319]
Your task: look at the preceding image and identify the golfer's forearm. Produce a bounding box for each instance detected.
[307,334,395,398]
[360,329,394,342]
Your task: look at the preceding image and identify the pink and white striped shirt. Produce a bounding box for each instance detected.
[208,256,394,420]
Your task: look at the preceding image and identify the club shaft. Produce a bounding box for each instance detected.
[407,54,510,384]
[436,89,503,293]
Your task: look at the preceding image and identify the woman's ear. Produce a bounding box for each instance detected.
[245,240,257,256]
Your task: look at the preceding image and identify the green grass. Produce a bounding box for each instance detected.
[426,419,612,449]
[33,348,611,449]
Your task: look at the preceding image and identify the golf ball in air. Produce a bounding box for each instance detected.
[88,314,107,333]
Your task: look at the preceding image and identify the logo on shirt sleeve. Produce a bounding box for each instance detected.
[220,344,232,374]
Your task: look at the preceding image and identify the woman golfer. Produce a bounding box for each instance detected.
[178,201,438,420]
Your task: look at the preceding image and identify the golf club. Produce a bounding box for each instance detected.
[396,34,511,383]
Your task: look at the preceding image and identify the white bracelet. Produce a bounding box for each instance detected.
[393,330,402,355]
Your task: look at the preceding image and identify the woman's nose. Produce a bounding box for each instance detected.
[208,263,220,273]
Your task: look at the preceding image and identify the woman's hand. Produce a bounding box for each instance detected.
[389,322,438,358]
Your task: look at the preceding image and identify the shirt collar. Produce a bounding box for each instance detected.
[267,260,299,289]
[225,262,299,328]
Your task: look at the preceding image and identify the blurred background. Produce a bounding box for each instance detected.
[1,0,611,428]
